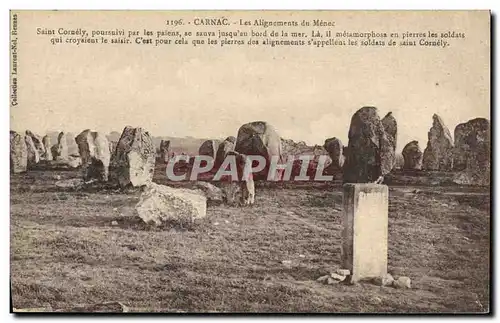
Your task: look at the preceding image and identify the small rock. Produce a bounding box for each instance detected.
[393,276,411,289]
[369,296,382,305]
[111,221,118,226]
[372,273,394,286]
[316,275,329,283]
[113,207,118,211]
[213,222,219,226]
[326,277,339,285]
[330,272,346,281]
[224,220,229,224]
[336,269,350,276]
[299,254,305,258]
[55,178,84,189]
[281,260,292,267]
[53,175,62,180]
[441,203,449,208]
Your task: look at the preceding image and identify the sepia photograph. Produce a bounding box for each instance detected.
[9,9,491,314]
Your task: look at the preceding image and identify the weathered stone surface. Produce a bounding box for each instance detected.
[75,129,111,181]
[394,153,404,170]
[159,139,171,163]
[108,141,118,163]
[343,107,393,183]
[422,114,454,171]
[55,178,85,189]
[215,151,256,205]
[25,134,40,166]
[452,118,490,185]
[136,182,207,226]
[42,135,53,160]
[10,131,28,173]
[214,136,236,170]
[372,273,394,286]
[330,272,346,281]
[50,144,59,160]
[199,139,219,158]
[316,275,330,283]
[324,137,344,170]
[66,156,82,168]
[393,276,411,289]
[402,141,423,170]
[336,269,351,276]
[195,181,224,203]
[53,132,69,159]
[235,121,282,161]
[381,112,397,171]
[25,130,46,159]
[66,133,79,156]
[110,126,156,188]
[342,183,389,283]
[235,121,283,179]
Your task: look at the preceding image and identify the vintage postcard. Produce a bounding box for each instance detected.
[9,10,490,314]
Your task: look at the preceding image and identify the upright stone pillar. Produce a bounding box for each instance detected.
[341,183,389,283]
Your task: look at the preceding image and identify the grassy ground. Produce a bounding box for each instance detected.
[10,168,490,313]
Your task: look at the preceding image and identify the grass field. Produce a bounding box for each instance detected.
[10,167,490,313]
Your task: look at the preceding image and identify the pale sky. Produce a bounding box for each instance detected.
[10,11,490,152]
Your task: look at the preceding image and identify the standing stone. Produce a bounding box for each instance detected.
[198,139,219,158]
[110,126,155,187]
[343,107,393,183]
[422,114,454,171]
[217,151,256,206]
[50,144,58,160]
[452,118,490,185]
[75,129,110,181]
[324,137,344,170]
[65,132,79,156]
[214,136,236,170]
[381,112,397,172]
[25,130,46,160]
[394,153,404,170]
[53,132,69,160]
[402,141,423,170]
[159,140,171,163]
[235,121,283,179]
[10,131,28,173]
[342,184,389,283]
[453,118,490,171]
[25,135,40,167]
[42,135,53,161]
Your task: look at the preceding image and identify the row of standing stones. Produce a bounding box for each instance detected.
[10,107,490,226]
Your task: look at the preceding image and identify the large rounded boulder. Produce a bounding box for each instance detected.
[402,140,423,170]
[234,121,282,179]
